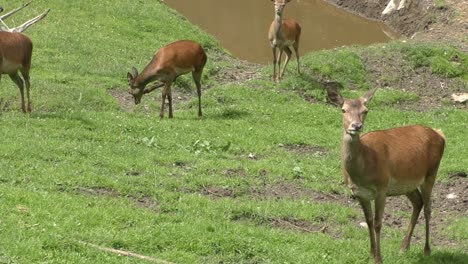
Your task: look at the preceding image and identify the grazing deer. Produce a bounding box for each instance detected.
[0,31,33,113]
[127,40,207,119]
[329,88,445,264]
[268,0,301,82]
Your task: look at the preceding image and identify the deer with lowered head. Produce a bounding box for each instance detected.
[128,40,207,119]
[328,87,445,264]
[268,0,301,82]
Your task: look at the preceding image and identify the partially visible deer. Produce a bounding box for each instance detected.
[268,0,301,82]
[0,1,49,113]
[0,31,33,113]
[128,40,207,119]
[328,88,445,264]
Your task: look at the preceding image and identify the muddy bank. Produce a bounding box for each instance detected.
[327,0,467,51]
[326,0,435,37]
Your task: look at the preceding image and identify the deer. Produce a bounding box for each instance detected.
[127,40,207,119]
[268,0,301,82]
[0,32,33,113]
[328,88,445,264]
[0,1,50,113]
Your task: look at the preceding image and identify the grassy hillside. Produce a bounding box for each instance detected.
[0,1,467,263]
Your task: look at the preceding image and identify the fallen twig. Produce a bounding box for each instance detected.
[76,240,176,264]
[449,172,467,178]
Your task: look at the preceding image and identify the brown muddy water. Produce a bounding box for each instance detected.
[164,0,397,64]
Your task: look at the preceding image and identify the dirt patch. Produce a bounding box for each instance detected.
[247,175,466,247]
[326,0,432,36]
[223,168,247,178]
[210,52,262,85]
[327,0,467,51]
[201,186,237,199]
[411,0,468,52]
[108,86,200,113]
[129,194,160,212]
[322,1,467,111]
[231,211,338,236]
[361,50,467,111]
[76,186,120,197]
[74,186,160,211]
[280,143,329,156]
[378,175,467,247]
[249,182,347,204]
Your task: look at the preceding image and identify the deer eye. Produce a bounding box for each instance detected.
[341,109,346,113]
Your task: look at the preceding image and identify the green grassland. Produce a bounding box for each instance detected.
[0,1,467,263]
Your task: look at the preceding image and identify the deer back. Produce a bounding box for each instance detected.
[151,40,207,74]
[355,125,445,189]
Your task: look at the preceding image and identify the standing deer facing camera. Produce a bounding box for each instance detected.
[0,31,33,113]
[268,0,301,82]
[329,88,445,264]
[127,40,207,119]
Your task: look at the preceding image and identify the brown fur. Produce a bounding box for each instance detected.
[127,40,207,118]
[334,89,445,264]
[268,0,301,82]
[0,32,33,113]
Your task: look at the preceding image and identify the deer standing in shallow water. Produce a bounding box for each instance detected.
[0,32,33,113]
[329,88,445,264]
[268,0,301,82]
[128,40,207,119]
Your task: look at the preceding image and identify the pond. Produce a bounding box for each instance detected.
[164,0,397,64]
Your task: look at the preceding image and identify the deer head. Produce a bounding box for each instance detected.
[127,67,144,105]
[328,88,376,137]
[271,0,291,15]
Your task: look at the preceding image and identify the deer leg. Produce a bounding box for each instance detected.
[272,47,277,82]
[373,193,386,264]
[401,189,423,252]
[421,176,436,256]
[167,84,173,119]
[9,73,26,113]
[358,198,377,260]
[280,46,292,79]
[160,84,169,119]
[276,49,284,82]
[192,70,203,117]
[293,42,301,75]
[21,70,31,112]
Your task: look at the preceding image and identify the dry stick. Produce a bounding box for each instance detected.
[76,240,176,264]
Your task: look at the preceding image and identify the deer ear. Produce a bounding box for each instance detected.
[127,72,134,84]
[361,88,377,105]
[325,82,344,107]
[132,67,139,78]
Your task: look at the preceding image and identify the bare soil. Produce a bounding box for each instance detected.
[327,0,468,52]
[325,0,468,111]
[72,186,160,212]
[201,173,467,247]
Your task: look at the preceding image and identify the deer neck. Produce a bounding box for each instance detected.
[273,13,283,38]
[134,69,156,89]
[341,132,366,178]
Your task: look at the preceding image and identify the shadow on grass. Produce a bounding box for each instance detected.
[416,251,468,264]
[211,108,251,120]
[30,112,96,128]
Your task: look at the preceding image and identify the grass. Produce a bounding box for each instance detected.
[0,0,467,263]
